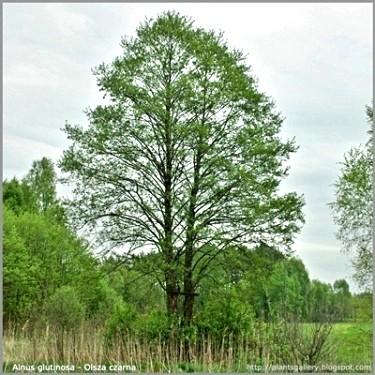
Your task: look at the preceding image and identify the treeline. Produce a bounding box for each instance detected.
[3,158,371,338]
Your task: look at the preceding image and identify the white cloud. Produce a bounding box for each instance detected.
[4,62,60,88]
[294,241,357,292]
[44,3,93,37]
[3,135,62,178]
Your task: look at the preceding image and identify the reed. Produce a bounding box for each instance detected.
[3,321,282,372]
[4,320,357,372]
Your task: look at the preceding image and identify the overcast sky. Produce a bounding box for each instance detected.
[3,3,372,292]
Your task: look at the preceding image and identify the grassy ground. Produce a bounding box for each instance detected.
[329,323,372,365]
[3,322,373,373]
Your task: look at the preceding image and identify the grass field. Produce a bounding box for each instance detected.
[329,323,372,365]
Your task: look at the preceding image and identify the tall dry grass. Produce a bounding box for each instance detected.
[3,321,340,372]
[3,321,290,372]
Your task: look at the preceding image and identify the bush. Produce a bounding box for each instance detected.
[134,309,171,340]
[45,286,85,331]
[44,286,85,360]
[197,285,254,336]
[104,301,136,345]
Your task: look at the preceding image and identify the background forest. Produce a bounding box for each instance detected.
[3,158,372,371]
[3,11,373,374]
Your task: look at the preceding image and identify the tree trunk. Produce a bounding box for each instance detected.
[183,249,195,326]
[182,262,195,361]
[182,141,202,326]
[166,288,179,316]
[162,50,179,319]
[165,266,179,317]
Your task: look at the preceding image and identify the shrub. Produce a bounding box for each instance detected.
[44,286,85,359]
[134,309,171,340]
[104,301,136,346]
[197,285,254,336]
[45,286,85,331]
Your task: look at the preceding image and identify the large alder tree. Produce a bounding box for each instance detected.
[60,13,304,324]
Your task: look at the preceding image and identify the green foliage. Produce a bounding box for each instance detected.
[333,279,351,296]
[59,11,304,320]
[134,310,171,340]
[3,207,39,322]
[45,286,85,331]
[101,255,166,314]
[3,162,369,365]
[104,301,137,345]
[197,285,254,336]
[3,159,109,326]
[24,157,57,214]
[3,178,37,214]
[351,293,372,322]
[84,277,120,322]
[3,156,358,340]
[331,106,373,290]
[8,211,87,300]
[267,261,305,319]
[4,13,371,369]
[330,323,372,365]
[4,158,66,223]
[307,280,337,322]
[332,279,352,322]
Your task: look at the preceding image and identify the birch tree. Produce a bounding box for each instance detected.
[331,105,373,290]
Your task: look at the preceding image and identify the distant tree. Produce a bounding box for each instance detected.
[24,157,57,214]
[332,279,351,321]
[3,177,37,213]
[333,279,350,297]
[60,12,304,324]
[265,257,310,320]
[3,207,38,324]
[331,105,373,290]
[3,158,102,323]
[307,280,336,322]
